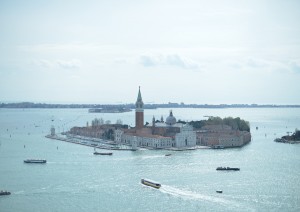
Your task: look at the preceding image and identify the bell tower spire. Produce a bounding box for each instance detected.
[135,86,144,110]
[135,86,144,129]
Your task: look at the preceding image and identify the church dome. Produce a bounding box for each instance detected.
[166,110,176,125]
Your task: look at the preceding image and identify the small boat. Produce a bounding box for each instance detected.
[212,145,224,149]
[216,190,223,193]
[24,159,47,164]
[0,190,11,196]
[216,167,240,171]
[93,152,113,155]
[165,154,172,156]
[141,179,161,189]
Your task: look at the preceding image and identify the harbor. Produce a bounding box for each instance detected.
[45,134,136,151]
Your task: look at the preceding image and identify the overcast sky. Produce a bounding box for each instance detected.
[0,0,300,104]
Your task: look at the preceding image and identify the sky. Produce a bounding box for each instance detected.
[0,0,300,104]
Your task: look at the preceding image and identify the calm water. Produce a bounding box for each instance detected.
[0,108,300,212]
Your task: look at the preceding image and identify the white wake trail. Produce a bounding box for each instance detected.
[160,185,236,206]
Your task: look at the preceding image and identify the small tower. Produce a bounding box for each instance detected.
[151,116,156,134]
[135,86,144,129]
[132,136,138,151]
[50,126,55,136]
[161,115,164,123]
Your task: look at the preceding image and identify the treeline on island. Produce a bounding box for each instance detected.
[282,130,300,141]
[178,116,250,132]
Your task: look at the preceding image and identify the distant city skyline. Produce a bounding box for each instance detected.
[1,0,300,104]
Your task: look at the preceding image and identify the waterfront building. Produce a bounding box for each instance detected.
[66,86,250,149]
[196,125,251,147]
[114,87,197,149]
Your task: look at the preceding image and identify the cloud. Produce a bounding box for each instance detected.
[139,55,157,67]
[139,54,199,69]
[246,58,268,68]
[165,54,198,69]
[31,59,81,70]
[56,59,81,69]
[289,60,300,73]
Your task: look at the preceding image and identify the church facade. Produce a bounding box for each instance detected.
[114,87,196,149]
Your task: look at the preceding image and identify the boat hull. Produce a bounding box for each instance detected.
[216,167,240,171]
[94,152,113,155]
[141,179,161,189]
[24,159,47,164]
[0,191,11,196]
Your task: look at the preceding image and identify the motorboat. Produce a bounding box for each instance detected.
[212,145,224,149]
[24,159,47,164]
[0,190,11,196]
[141,179,161,189]
[216,190,223,193]
[165,154,172,156]
[93,152,113,155]
[216,167,240,171]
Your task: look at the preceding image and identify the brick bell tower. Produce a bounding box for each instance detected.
[135,86,144,129]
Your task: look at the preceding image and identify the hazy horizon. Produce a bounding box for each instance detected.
[1,0,300,104]
[1,100,300,106]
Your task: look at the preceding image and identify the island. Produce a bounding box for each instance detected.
[46,87,251,150]
[88,108,131,113]
[274,129,300,144]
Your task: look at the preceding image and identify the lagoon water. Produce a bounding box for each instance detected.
[0,108,300,211]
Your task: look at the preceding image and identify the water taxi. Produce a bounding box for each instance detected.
[0,190,11,196]
[24,159,47,164]
[141,179,161,189]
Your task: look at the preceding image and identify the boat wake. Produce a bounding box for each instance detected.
[14,190,25,195]
[140,155,165,160]
[160,185,236,207]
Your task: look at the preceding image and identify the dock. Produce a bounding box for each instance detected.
[45,134,135,151]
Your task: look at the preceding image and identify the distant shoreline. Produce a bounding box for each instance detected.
[1,102,300,109]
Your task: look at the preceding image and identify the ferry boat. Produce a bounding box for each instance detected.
[216,167,240,171]
[0,190,11,196]
[24,159,47,164]
[93,152,113,155]
[141,179,161,189]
